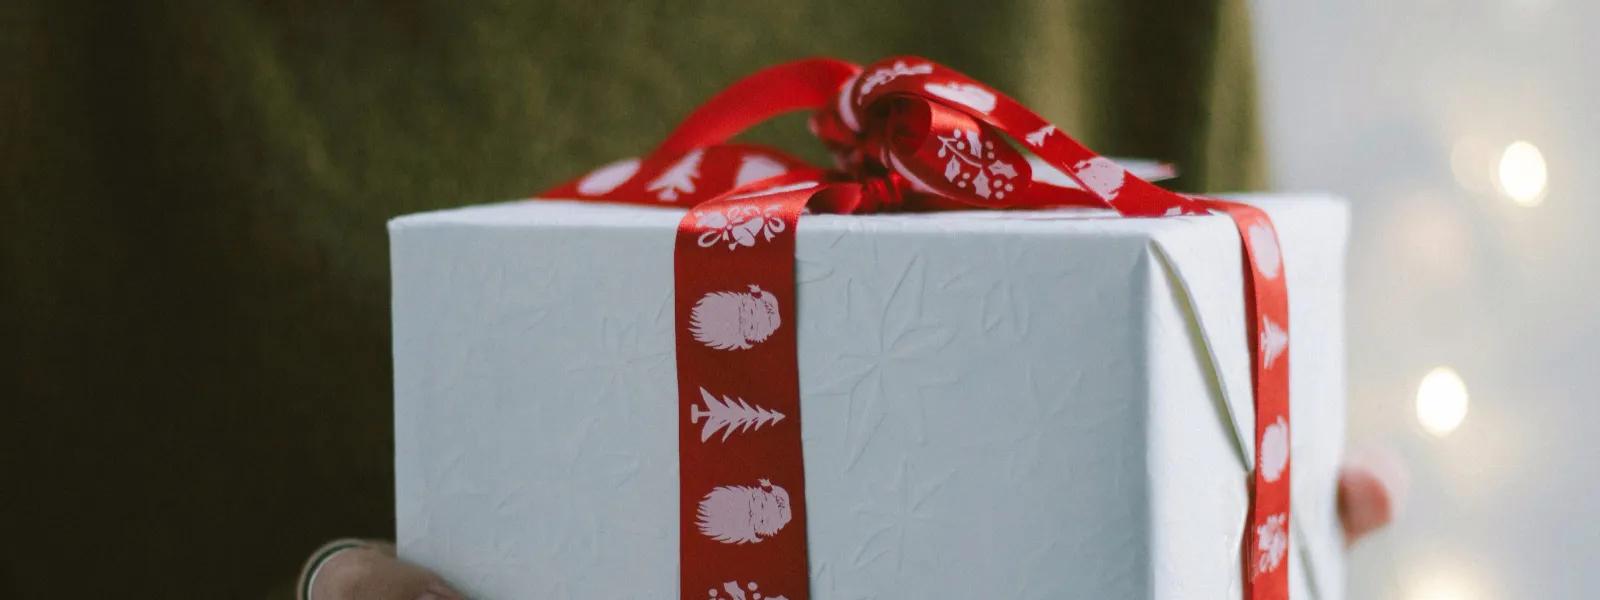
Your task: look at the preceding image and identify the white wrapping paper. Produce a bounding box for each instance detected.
[390,194,1348,599]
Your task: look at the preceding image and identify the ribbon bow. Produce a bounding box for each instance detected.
[543,57,1292,600]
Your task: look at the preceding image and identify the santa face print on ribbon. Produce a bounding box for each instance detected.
[697,479,793,545]
[689,285,782,351]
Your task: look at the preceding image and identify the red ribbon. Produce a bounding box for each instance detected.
[543,56,1292,600]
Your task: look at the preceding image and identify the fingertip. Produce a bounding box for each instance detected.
[1338,463,1398,546]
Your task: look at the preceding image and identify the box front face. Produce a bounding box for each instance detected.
[393,215,684,598]
[391,199,1345,599]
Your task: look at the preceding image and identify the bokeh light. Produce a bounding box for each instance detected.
[1416,366,1470,436]
[1495,140,1547,206]
[1407,569,1480,600]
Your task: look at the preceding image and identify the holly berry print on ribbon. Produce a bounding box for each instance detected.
[542,56,1294,600]
[706,580,789,600]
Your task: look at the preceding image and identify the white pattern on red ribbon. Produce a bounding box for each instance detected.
[689,285,781,350]
[648,149,705,201]
[935,129,1020,200]
[692,204,788,250]
[1024,125,1055,148]
[735,155,789,187]
[575,158,640,196]
[697,479,793,544]
[1248,222,1282,279]
[1261,316,1288,370]
[857,60,933,100]
[1259,416,1289,483]
[1071,157,1126,201]
[923,81,997,113]
[1253,512,1289,577]
[705,580,788,600]
[691,387,786,443]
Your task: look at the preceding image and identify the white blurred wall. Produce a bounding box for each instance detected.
[1251,0,1600,597]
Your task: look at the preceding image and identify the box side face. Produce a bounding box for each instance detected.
[1275,198,1349,599]
[391,219,681,598]
[1143,198,1349,599]
[792,225,1157,599]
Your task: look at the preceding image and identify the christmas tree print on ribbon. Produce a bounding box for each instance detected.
[1261,316,1288,370]
[648,148,705,201]
[691,387,786,443]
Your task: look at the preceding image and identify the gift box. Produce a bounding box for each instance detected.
[389,193,1347,598]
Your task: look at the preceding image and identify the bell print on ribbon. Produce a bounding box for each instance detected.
[706,580,788,600]
[697,479,793,544]
[691,387,786,443]
[690,285,782,350]
[692,204,788,251]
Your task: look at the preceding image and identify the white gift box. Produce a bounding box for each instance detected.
[390,195,1348,599]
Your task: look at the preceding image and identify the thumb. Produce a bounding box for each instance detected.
[303,541,465,600]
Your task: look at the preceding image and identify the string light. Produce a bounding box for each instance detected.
[1416,366,1470,436]
[1496,140,1547,206]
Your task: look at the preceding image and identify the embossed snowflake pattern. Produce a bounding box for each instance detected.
[934,128,1020,201]
[850,458,956,574]
[813,254,959,470]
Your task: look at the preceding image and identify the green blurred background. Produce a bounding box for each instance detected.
[0,1,1260,596]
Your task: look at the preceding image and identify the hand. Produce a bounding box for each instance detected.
[298,540,464,600]
[303,452,1405,599]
